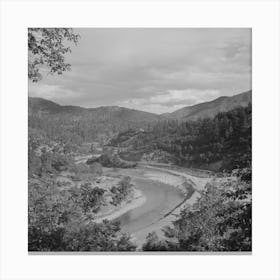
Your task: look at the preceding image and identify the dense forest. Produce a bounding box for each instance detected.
[28,131,137,251]
[26,28,252,253]
[28,102,252,252]
[29,113,153,145]
[111,104,252,172]
[29,97,159,145]
[142,168,251,251]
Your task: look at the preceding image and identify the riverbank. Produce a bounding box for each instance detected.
[55,168,148,224]
[142,164,213,191]
[104,165,214,247]
[94,188,146,223]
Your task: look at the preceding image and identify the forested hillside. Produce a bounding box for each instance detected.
[28,99,252,251]
[28,130,138,251]
[142,167,252,251]
[28,91,251,146]
[162,90,251,120]
[29,97,159,144]
[26,27,253,253]
[111,104,252,172]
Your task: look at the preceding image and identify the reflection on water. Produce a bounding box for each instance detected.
[115,177,184,234]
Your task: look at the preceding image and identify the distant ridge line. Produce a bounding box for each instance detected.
[28,89,251,117]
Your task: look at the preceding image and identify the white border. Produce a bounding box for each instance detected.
[1,0,280,279]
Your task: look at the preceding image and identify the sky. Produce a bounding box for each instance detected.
[28,28,252,114]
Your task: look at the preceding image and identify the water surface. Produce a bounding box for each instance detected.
[110,168,184,240]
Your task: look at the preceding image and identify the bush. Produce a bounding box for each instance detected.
[79,183,105,213]
[63,220,136,251]
[142,232,168,251]
[142,169,252,251]
[110,176,133,206]
[28,178,136,251]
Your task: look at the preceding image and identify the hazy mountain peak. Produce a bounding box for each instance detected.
[162,90,252,120]
[29,90,251,121]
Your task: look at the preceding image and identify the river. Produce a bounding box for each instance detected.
[75,156,212,246]
[105,166,203,246]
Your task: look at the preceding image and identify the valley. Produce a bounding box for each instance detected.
[109,164,214,247]
[40,148,214,247]
[28,90,252,252]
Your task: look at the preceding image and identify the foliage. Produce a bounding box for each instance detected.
[28,133,136,251]
[79,183,105,214]
[90,152,137,168]
[63,220,136,251]
[28,178,80,251]
[141,149,177,164]
[28,100,252,252]
[28,135,72,177]
[110,176,133,206]
[112,105,252,172]
[28,177,136,251]
[142,232,169,251]
[28,108,154,145]
[28,28,80,82]
[142,169,252,251]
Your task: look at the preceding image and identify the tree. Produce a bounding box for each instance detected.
[63,220,136,251]
[28,28,80,82]
[28,178,81,251]
[142,169,252,252]
[142,232,168,251]
[110,176,133,206]
[79,183,105,214]
[108,104,252,171]
[28,178,136,251]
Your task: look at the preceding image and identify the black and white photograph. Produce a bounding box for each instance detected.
[2,0,280,279]
[28,28,252,252]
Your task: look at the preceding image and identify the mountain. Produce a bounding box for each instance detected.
[162,90,252,121]
[28,97,160,143]
[28,97,159,122]
[28,90,252,144]
[110,104,252,171]
[29,90,252,120]
[28,97,87,115]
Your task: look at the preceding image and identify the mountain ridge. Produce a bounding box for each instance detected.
[28,90,252,145]
[28,97,161,121]
[29,89,251,120]
[161,90,252,120]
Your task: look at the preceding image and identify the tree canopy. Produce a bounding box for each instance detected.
[28,28,80,82]
[143,168,252,252]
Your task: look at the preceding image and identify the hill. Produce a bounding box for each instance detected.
[28,90,251,145]
[28,97,160,144]
[162,90,252,121]
[29,97,159,121]
[110,104,252,171]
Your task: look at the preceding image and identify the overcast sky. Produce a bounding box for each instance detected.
[29,28,251,114]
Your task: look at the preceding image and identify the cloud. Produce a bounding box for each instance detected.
[118,99,186,114]
[117,89,221,114]
[28,83,80,103]
[28,28,252,113]
[154,89,220,104]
